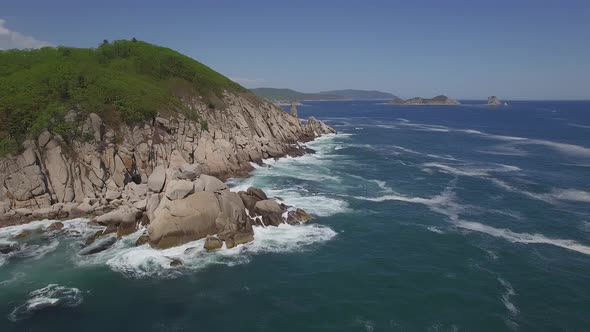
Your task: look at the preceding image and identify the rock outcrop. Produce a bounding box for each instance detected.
[391,95,460,105]
[0,91,335,226]
[487,96,504,106]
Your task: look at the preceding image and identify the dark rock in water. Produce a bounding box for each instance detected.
[203,235,223,251]
[224,237,236,249]
[46,222,64,232]
[247,187,268,201]
[0,242,19,254]
[254,199,284,226]
[239,192,261,216]
[79,235,117,255]
[183,247,199,255]
[287,208,312,224]
[169,258,183,267]
[84,230,103,247]
[135,234,149,246]
[233,231,254,246]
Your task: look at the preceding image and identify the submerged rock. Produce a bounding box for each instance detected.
[79,235,117,255]
[0,241,19,254]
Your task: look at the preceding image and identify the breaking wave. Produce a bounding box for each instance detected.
[77,223,337,279]
[8,284,83,322]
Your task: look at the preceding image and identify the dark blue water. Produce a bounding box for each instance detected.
[1,100,589,331]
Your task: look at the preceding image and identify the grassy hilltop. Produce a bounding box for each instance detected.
[0,39,247,156]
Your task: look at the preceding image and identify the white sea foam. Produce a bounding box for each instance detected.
[0,272,26,286]
[101,223,337,279]
[355,185,590,256]
[422,162,520,177]
[395,120,590,159]
[568,123,590,129]
[392,145,457,161]
[8,284,83,322]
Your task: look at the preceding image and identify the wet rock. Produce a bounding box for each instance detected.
[286,208,312,224]
[203,235,223,251]
[46,222,65,232]
[135,234,149,246]
[0,242,19,254]
[169,258,183,267]
[254,200,284,226]
[233,231,254,246]
[79,235,117,255]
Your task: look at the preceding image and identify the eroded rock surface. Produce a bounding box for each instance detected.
[0,92,335,226]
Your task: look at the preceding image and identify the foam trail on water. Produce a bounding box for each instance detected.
[355,186,590,256]
[8,284,83,322]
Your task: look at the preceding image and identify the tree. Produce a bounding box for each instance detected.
[132,37,137,42]
[102,39,109,46]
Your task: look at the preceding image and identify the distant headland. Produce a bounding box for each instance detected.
[251,88,397,103]
[390,95,461,105]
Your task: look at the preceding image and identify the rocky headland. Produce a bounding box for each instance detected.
[0,39,336,257]
[391,95,461,105]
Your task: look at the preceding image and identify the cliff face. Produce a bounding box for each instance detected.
[0,92,335,225]
[391,95,460,105]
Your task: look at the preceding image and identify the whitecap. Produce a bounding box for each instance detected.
[497,277,519,316]
[422,162,520,177]
[104,223,336,279]
[355,185,590,256]
[8,284,83,322]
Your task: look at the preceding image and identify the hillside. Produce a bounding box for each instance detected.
[0,39,247,156]
[0,40,335,221]
[251,88,395,101]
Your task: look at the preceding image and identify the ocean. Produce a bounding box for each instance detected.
[1,100,589,331]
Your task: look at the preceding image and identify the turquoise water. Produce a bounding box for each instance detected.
[1,100,590,331]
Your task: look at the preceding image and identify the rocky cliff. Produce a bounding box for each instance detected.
[391,95,460,105]
[0,91,335,226]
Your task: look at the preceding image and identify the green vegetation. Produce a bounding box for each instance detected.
[0,39,247,156]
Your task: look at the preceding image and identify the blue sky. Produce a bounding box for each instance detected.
[1,0,589,99]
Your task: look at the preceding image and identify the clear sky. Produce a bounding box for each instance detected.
[1,0,589,99]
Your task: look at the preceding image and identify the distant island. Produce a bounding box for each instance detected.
[391,95,460,105]
[487,96,507,106]
[251,88,397,103]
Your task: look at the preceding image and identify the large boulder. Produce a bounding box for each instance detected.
[239,191,261,216]
[247,187,268,201]
[193,174,228,192]
[203,235,223,251]
[93,206,140,238]
[165,180,194,201]
[254,199,284,226]
[147,192,221,249]
[286,208,312,224]
[147,165,166,193]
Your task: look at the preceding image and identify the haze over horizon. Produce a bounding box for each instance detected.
[2,0,589,100]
